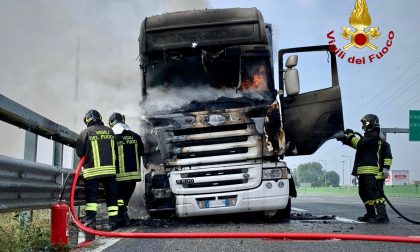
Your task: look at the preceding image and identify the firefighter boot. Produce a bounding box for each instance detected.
[357,205,376,222]
[108,215,121,231]
[84,211,96,240]
[119,206,130,227]
[370,202,389,224]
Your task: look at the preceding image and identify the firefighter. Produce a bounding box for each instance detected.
[339,114,392,223]
[75,109,120,231]
[109,112,144,226]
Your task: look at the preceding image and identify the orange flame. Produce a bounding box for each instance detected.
[349,0,372,30]
[240,65,268,91]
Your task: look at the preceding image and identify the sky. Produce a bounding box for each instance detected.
[0,0,419,184]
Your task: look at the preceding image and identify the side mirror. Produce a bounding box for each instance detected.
[284,55,300,96]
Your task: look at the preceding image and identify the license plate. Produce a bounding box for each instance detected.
[205,199,228,208]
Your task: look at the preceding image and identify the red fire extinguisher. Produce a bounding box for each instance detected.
[50,201,69,246]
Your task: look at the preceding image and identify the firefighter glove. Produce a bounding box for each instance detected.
[344,129,355,140]
[344,128,354,135]
[383,168,390,179]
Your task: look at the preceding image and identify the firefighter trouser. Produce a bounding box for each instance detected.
[84,176,119,217]
[117,181,137,207]
[358,175,384,206]
[376,179,385,193]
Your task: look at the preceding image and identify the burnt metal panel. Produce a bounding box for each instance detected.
[140,8,268,55]
[278,45,344,155]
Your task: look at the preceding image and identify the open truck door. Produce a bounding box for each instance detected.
[279,45,344,156]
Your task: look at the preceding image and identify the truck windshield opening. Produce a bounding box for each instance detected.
[144,53,274,105]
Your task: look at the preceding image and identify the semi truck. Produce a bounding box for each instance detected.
[137,8,344,219]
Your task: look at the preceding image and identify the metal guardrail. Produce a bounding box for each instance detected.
[0,155,74,212]
[0,94,78,147]
[0,94,102,213]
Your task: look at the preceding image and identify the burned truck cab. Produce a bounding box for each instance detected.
[138,8,343,218]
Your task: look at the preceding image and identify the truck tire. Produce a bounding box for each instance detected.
[148,209,174,219]
[264,198,291,222]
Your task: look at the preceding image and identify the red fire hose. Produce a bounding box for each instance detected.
[70,156,420,243]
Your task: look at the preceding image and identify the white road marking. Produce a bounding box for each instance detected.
[291,207,307,212]
[90,228,137,252]
[333,217,364,224]
[91,237,121,252]
[294,216,364,224]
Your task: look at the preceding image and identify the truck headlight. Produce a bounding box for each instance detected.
[262,168,282,180]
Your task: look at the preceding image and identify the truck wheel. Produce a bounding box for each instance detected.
[148,209,174,219]
[275,198,291,220]
[264,198,291,222]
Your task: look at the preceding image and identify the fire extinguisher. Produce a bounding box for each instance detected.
[50,201,69,246]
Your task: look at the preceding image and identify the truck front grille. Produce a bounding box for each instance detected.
[185,179,247,188]
[165,123,260,167]
[169,164,261,195]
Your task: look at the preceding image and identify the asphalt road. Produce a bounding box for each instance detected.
[75,194,420,252]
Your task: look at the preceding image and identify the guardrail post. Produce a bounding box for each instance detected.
[53,142,64,189]
[19,131,38,227]
[53,142,63,167]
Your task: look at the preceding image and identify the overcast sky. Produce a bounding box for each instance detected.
[1,0,419,184]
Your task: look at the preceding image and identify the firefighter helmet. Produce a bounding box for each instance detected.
[361,114,380,132]
[84,109,102,127]
[109,112,125,127]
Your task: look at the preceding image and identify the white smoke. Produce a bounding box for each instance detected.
[142,84,271,115]
[142,85,240,114]
[0,0,210,159]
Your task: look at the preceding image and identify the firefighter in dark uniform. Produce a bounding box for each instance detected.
[75,109,120,231]
[340,114,392,223]
[109,112,144,226]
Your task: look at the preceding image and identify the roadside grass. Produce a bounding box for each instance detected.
[0,210,69,251]
[297,184,420,198]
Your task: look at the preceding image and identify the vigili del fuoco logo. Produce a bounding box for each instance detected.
[326,0,395,64]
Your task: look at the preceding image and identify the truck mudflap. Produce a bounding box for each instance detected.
[175,180,290,218]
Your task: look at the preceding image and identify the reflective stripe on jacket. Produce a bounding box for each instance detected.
[346,130,392,176]
[376,141,393,180]
[75,123,117,180]
[115,130,144,182]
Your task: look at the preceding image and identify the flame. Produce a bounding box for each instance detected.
[240,65,268,91]
[349,0,372,31]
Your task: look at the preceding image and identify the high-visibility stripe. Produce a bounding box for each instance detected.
[90,140,97,167]
[376,141,382,169]
[83,165,116,179]
[91,140,101,167]
[118,144,125,174]
[374,198,385,204]
[357,166,379,175]
[364,200,374,206]
[108,206,118,216]
[86,203,98,212]
[95,140,101,167]
[351,136,359,149]
[135,143,140,172]
[111,139,116,167]
[376,172,385,180]
[116,171,141,182]
[118,199,125,206]
[384,158,392,166]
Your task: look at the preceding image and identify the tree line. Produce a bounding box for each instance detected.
[293,162,340,187]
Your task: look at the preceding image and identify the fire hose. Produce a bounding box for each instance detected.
[70,156,420,243]
[352,132,420,225]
